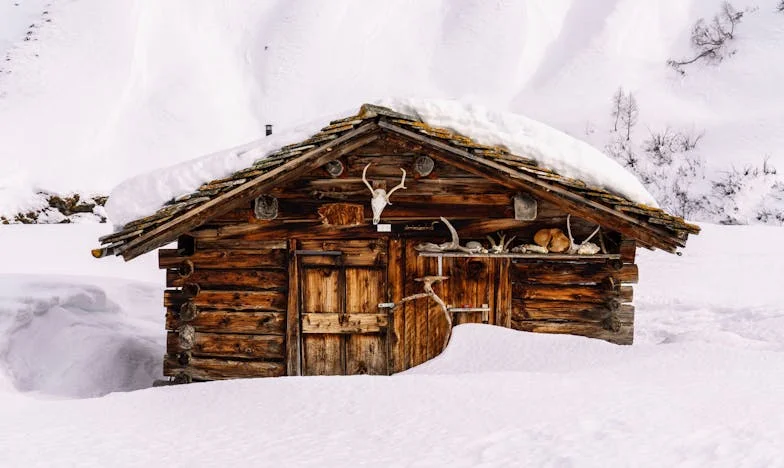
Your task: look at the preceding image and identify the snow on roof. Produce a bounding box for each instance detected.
[105,98,657,227]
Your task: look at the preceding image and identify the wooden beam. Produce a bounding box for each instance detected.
[164,356,284,380]
[511,321,633,345]
[119,123,381,260]
[164,290,287,312]
[377,120,684,252]
[286,239,301,376]
[167,331,284,359]
[166,310,285,335]
[495,259,512,328]
[166,268,287,291]
[388,237,405,373]
[300,313,389,334]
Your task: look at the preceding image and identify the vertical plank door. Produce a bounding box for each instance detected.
[298,239,389,376]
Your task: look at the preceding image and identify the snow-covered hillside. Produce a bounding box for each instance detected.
[1,223,784,466]
[1,0,782,221]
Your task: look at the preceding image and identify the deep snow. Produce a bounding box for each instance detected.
[1,0,782,218]
[0,223,783,466]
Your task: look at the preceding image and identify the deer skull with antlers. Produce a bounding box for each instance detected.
[362,163,407,224]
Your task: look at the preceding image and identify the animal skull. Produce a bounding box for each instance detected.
[362,163,407,224]
[487,233,516,254]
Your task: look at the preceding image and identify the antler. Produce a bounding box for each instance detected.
[396,276,451,350]
[361,163,375,194]
[385,169,407,202]
[566,214,602,254]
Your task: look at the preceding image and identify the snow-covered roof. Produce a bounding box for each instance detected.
[96,99,698,260]
[106,98,657,228]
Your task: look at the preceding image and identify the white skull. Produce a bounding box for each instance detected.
[362,163,407,225]
[370,189,390,225]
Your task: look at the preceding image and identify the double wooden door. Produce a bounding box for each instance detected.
[293,238,512,375]
[296,239,390,376]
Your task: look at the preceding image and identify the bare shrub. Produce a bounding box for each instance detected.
[668,2,745,74]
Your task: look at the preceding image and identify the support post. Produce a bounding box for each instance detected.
[286,239,301,376]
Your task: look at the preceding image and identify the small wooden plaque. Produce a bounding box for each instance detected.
[317,203,364,226]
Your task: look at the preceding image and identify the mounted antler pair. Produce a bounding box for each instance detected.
[362,163,407,224]
[533,214,601,254]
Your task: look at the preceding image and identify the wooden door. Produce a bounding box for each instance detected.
[297,239,389,376]
[398,241,513,370]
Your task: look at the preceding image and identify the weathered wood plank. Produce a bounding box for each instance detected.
[286,239,300,376]
[159,249,286,269]
[167,332,284,359]
[164,356,284,380]
[514,285,633,303]
[301,313,389,334]
[511,262,638,285]
[510,321,633,345]
[195,238,287,251]
[620,239,637,263]
[403,241,427,367]
[345,267,388,375]
[495,259,512,328]
[166,269,287,290]
[164,290,287,312]
[298,239,387,267]
[514,301,634,323]
[388,237,405,373]
[445,257,493,326]
[276,177,507,200]
[166,310,285,335]
[300,266,343,376]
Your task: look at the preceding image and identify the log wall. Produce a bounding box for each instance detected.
[160,240,289,381]
[509,237,637,345]
[157,139,641,381]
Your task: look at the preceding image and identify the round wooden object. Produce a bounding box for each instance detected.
[601,313,621,332]
[178,324,196,350]
[325,160,344,177]
[605,297,622,312]
[177,259,194,278]
[179,301,200,322]
[414,155,434,177]
[182,282,201,298]
[254,195,279,220]
[177,351,192,366]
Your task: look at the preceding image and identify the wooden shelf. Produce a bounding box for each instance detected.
[417,252,620,261]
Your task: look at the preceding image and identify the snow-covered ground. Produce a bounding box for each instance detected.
[0,223,782,466]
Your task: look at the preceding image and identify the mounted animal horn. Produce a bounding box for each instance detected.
[362,163,407,224]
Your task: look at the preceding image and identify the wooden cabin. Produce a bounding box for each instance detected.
[93,104,699,382]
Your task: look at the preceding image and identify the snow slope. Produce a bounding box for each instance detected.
[0,223,783,466]
[1,0,782,217]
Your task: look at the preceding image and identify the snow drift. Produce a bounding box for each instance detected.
[0,222,783,465]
